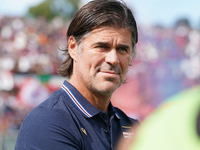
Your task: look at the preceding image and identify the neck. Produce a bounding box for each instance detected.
[69,78,111,112]
[85,91,111,111]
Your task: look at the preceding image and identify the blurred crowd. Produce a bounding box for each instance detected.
[0,16,67,135]
[0,16,200,134]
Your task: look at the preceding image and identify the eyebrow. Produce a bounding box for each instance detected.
[94,42,110,46]
[94,42,130,49]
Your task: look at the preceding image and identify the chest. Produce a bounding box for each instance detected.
[72,113,133,150]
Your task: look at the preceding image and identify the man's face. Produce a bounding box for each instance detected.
[72,26,133,96]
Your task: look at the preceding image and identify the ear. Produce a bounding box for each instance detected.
[68,36,78,62]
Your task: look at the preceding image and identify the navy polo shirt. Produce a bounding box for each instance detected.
[15,80,139,150]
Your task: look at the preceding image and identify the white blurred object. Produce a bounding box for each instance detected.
[180,56,200,79]
[18,56,31,73]
[1,25,13,39]
[12,18,24,31]
[185,30,200,57]
[37,54,50,65]
[51,16,64,29]
[0,57,15,71]
[13,31,27,50]
[175,26,189,37]
[0,71,14,91]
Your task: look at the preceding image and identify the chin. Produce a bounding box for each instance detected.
[91,85,117,96]
[90,79,121,95]
[100,84,119,95]
[97,89,116,96]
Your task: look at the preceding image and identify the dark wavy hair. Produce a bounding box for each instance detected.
[58,0,138,78]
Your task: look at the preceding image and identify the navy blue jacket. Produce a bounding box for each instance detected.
[15,80,139,150]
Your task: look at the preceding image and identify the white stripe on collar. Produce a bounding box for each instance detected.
[61,84,92,118]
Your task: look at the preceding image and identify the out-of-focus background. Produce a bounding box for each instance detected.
[0,0,200,149]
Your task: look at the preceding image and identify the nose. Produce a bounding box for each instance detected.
[105,49,119,66]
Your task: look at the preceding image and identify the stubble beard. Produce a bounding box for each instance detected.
[88,74,124,97]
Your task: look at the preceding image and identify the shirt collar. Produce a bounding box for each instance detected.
[60,80,119,119]
[108,102,120,119]
[61,80,100,118]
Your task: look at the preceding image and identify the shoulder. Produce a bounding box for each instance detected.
[20,105,77,136]
[21,89,78,133]
[15,90,82,149]
[114,107,140,126]
[16,106,82,149]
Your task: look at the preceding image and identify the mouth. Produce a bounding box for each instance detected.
[99,71,120,79]
[101,71,119,75]
[96,66,121,79]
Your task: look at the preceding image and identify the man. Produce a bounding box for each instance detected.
[15,0,139,149]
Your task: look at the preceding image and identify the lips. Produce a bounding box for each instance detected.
[100,71,119,75]
[99,70,121,80]
[96,65,121,77]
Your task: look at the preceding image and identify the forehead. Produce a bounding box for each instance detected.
[83,26,132,45]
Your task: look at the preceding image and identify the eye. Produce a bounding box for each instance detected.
[118,47,127,51]
[117,47,129,54]
[97,46,106,48]
[96,45,110,51]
